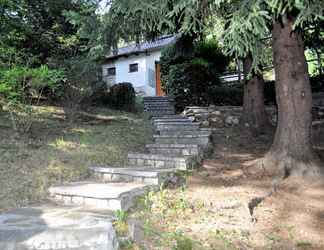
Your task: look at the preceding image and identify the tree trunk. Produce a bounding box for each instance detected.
[241,55,269,134]
[265,17,323,178]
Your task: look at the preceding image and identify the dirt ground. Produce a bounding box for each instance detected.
[133,125,324,250]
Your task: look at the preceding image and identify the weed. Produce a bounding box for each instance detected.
[296,241,313,249]
[113,210,129,237]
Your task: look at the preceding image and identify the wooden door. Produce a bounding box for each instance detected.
[155,62,165,96]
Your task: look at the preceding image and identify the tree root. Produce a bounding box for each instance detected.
[248,178,279,222]
[251,151,324,181]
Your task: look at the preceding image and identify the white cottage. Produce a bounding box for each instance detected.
[102,35,177,96]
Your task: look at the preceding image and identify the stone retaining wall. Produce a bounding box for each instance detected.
[182,105,324,128]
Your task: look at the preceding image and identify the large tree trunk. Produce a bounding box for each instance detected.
[241,56,269,134]
[265,17,323,178]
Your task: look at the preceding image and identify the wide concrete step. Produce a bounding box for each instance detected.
[49,182,154,211]
[153,134,211,147]
[143,96,174,102]
[145,102,174,107]
[153,118,192,123]
[91,166,177,185]
[0,205,118,250]
[155,122,200,131]
[127,153,195,170]
[145,143,201,157]
[152,115,183,119]
[159,129,212,137]
[147,110,175,116]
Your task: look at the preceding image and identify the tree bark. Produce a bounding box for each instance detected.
[241,55,269,134]
[265,17,323,178]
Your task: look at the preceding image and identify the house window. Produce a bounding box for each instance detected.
[129,63,138,73]
[107,67,116,76]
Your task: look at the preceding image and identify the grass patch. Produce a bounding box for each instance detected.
[0,105,153,210]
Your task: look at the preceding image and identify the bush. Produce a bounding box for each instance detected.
[160,40,229,111]
[106,82,136,111]
[207,86,243,106]
[194,40,230,75]
[166,62,222,110]
[0,65,64,133]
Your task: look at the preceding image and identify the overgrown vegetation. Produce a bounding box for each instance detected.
[0,106,153,210]
[160,40,229,111]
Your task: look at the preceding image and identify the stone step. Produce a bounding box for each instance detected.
[155,122,200,131]
[90,166,177,185]
[152,115,183,119]
[0,205,118,250]
[159,129,212,137]
[147,110,176,117]
[143,96,174,102]
[146,107,175,111]
[153,118,192,123]
[49,182,154,211]
[153,134,211,147]
[127,153,195,170]
[144,102,174,107]
[145,143,201,157]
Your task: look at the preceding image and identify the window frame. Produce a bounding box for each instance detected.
[129,63,139,73]
[107,67,116,76]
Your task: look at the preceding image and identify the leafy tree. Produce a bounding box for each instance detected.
[104,0,324,178]
[216,0,324,177]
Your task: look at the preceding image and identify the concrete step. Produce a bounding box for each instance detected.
[153,118,192,123]
[147,110,176,117]
[127,153,195,170]
[145,102,174,107]
[49,182,154,211]
[145,108,175,113]
[145,143,201,157]
[0,205,118,250]
[155,122,200,131]
[90,166,177,185]
[159,129,212,137]
[143,96,174,102]
[153,134,211,147]
[152,115,183,119]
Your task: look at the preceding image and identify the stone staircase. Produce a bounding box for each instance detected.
[0,96,212,249]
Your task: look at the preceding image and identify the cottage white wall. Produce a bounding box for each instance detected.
[102,50,162,96]
[145,50,161,96]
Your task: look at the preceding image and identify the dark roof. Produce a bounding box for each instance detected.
[105,35,178,60]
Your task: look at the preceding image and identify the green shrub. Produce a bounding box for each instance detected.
[106,82,136,112]
[0,65,64,133]
[194,40,230,75]
[0,65,64,103]
[207,86,243,106]
[160,40,229,111]
[166,62,222,110]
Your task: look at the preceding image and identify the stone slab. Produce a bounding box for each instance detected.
[49,182,148,200]
[159,130,212,137]
[145,143,201,156]
[153,118,191,123]
[49,182,154,210]
[90,166,177,178]
[0,205,118,250]
[91,167,178,185]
